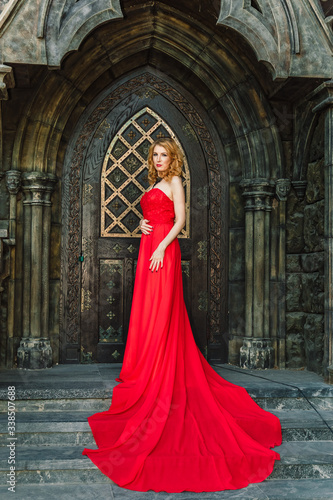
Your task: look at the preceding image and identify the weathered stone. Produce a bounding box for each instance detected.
[304,200,324,252]
[17,338,52,369]
[301,252,324,273]
[301,273,324,314]
[304,313,324,335]
[228,337,244,366]
[229,183,244,227]
[287,254,302,273]
[304,314,324,374]
[229,228,245,281]
[286,274,302,312]
[240,338,274,370]
[286,333,306,369]
[308,116,325,163]
[0,181,9,219]
[286,312,305,334]
[287,200,304,253]
[228,283,245,336]
[217,1,333,80]
[282,140,293,179]
[306,158,324,203]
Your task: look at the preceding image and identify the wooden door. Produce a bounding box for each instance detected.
[80,101,209,363]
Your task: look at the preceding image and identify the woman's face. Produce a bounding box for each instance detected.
[153,145,171,175]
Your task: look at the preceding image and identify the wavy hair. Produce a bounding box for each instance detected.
[147,138,184,185]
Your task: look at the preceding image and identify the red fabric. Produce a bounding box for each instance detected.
[82,188,282,492]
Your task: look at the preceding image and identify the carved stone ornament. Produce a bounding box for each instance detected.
[276,178,291,202]
[0,64,15,100]
[292,180,307,201]
[5,170,21,195]
[45,0,123,67]
[217,0,333,80]
[240,178,275,211]
[22,171,57,205]
[240,337,274,369]
[217,0,298,79]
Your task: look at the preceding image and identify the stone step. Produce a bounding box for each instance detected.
[255,396,333,411]
[0,409,332,446]
[0,442,333,485]
[1,479,333,500]
[1,394,332,413]
[0,398,110,413]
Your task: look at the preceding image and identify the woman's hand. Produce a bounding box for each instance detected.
[149,245,165,272]
[139,219,153,235]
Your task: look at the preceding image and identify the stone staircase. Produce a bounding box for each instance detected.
[0,364,333,499]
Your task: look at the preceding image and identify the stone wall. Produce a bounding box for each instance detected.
[286,116,325,374]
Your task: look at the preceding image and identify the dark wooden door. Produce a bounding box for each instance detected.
[80,97,209,363]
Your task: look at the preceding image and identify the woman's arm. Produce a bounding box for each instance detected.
[149,176,185,272]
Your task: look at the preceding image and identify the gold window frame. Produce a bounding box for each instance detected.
[101,107,190,238]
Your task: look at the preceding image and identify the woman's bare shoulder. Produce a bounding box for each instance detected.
[170,175,183,187]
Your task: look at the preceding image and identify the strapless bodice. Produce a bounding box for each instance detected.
[140,188,175,224]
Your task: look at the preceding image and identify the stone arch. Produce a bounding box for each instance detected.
[11,2,284,183]
[8,1,287,367]
[217,0,333,80]
[60,69,227,361]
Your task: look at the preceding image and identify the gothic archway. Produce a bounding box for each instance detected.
[61,71,228,363]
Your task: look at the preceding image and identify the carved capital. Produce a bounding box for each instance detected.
[5,170,21,196]
[22,172,57,205]
[0,64,15,100]
[240,178,275,211]
[292,180,307,201]
[276,178,291,202]
[309,80,333,113]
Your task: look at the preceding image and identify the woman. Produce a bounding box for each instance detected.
[82,138,282,492]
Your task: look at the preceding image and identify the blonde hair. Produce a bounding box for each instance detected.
[147,138,183,185]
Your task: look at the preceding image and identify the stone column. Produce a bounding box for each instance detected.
[274,179,291,369]
[311,81,333,383]
[239,178,275,369]
[17,172,57,369]
[4,171,21,366]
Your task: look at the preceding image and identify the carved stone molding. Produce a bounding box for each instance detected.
[217,0,333,79]
[22,171,57,205]
[276,178,291,202]
[5,170,20,195]
[292,180,307,200]
[45,0,123,67]
[240,178,275,211]
[217,0,296,79]
[0,64,15,100]
[17,337,52,370]
[240,338,274,370]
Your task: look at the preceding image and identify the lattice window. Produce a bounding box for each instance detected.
[101,107,190,238]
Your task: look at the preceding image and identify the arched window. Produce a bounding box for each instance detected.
[101,107,190,238]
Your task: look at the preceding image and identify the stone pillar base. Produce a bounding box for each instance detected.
[240,338,274,369]
[17,338,52,370]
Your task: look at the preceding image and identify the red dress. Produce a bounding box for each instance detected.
[82,187,282,492]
